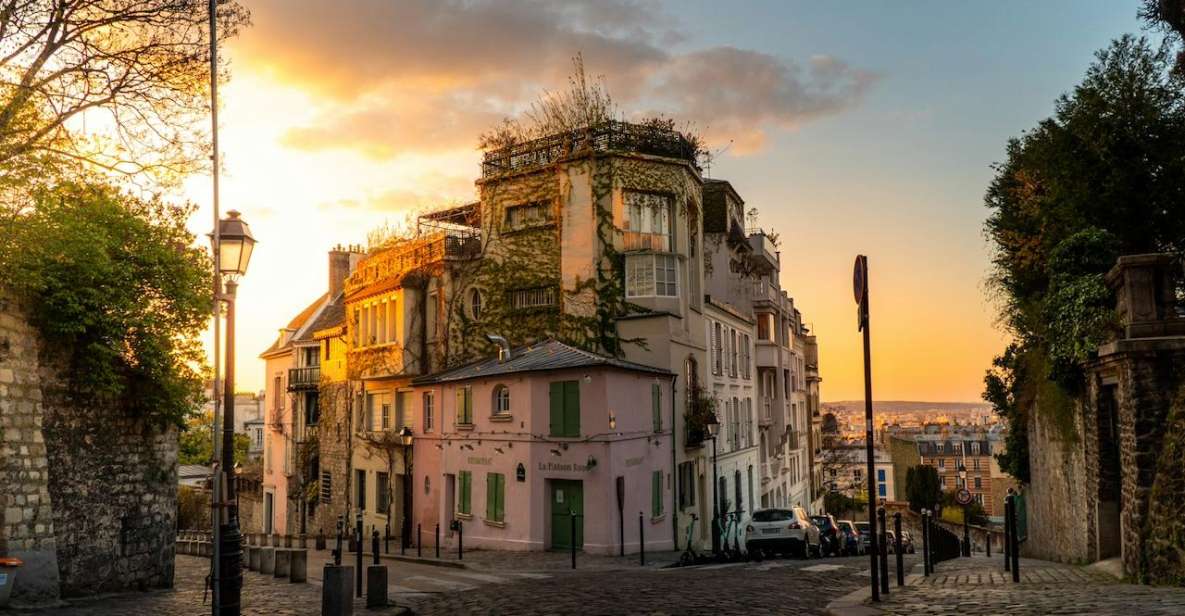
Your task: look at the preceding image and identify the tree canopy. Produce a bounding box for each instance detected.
[179,410,250,465]
[905,465,942,513]
[1,180,211,426]
[983,35,1185,477]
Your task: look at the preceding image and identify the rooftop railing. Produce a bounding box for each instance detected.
[481,120,701,178]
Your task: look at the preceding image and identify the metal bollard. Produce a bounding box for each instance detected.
[893,512,904,587]
[922,510,931,576]
[418,524,422,558]
[355,512,363,598]
[1008,497,1020,582]
[877,507,889,596]
[372,529,380,566]
[455,520,463,560]
[1003,500,1011,572]
[385,526,390,555]
[639,511,645,567]
[570,510,577,569]
[435,523,441,559]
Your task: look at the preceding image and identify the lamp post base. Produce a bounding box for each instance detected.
[217,517,243,616]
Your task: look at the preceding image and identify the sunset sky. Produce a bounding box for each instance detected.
[188,1,1150,402]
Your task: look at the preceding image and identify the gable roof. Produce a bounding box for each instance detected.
[259,292,330,358]
[413,339,672,385]
[296,291,345,342]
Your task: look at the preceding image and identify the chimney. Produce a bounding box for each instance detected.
[328,244,350,297]
[485,334,512,362]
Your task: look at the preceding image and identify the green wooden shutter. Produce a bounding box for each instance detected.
[651,383,662,432]
[464,387,473,424]
[563,380,580,437]
[495,474,505,522]
[651,471,662,517]
[456,389,465,425]
[549,382,563,436]
[459,471,471,514]
[486,473,495,520]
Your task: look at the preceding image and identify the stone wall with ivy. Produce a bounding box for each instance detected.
[0,294,178,602]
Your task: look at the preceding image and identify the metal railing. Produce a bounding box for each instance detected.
[622,231,671,252]
[481,120,701,177]
[287,366,320,391]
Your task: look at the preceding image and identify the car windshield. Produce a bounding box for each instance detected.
[811,516,833,528]
[752,509,794,522]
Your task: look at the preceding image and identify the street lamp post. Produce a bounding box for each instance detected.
[398,426,414,550]
[211,210,256,616]
[959,464,970,556]
[706,412,720,556]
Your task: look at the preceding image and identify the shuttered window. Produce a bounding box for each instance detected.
[651,383,662,432]
[651,470,664,518]
[548,381,580,437]
[458,471,472,515]
[455,386,473,425]
[485,473,506,522]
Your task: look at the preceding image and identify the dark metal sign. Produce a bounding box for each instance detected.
[955,488,973,506]
[516,463,526,482]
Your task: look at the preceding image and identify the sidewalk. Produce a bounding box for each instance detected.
[868,555,1185,616]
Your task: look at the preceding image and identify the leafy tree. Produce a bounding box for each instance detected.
[941,490,989,526]
[179,410,250,466]
[0,0,250,195]
[1,180,211,426]
[823,491,865,516]
[904,465,943,513]
[983,35,1185,476]
[1140,0,1185,74]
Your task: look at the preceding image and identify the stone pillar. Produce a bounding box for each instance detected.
[274,548,291,579]
[259,547,275,575]
[249,545,262,571]
[289,549,308,583]
[322,565,354,616]
[366,565,388,608]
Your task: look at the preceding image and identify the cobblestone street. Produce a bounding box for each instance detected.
[33,553,908,615]
[872,556,1185,616]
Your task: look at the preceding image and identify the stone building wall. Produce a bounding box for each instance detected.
[1022,393,1093,564]
[0,295,178,602]
[314,380,354,536]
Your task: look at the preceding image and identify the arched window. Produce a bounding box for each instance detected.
[492,384,511,416]
[469,288,483,320]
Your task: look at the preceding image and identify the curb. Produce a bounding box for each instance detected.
[375,553,468,570]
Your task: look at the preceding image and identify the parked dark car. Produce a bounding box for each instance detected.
[810,514,841,556]
[837,520,863,555]
[854,521,872,553]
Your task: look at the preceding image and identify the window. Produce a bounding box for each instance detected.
[396,391,413,430]
[305,391,320,426]
[423,391,435,432]
[549,381,581,437]
[504,201,551,230]
[971,442,981,455]
[741,334,751,379]
[509,286,557,309]
[458,470,472,515]
[455,386,473,426]
[356,470,367,511]
[974,477,982,489]
[624,191,673,251]
[469,288,483,320]
[757,313,772,341]
[678,462,696,509]
[712,322,723,375]
[729,329,738,377]
[625,254,677,297]
[878,484,887,498]
[493,385,511,416]
[651,470,664,518]
[366,391,392,431]
[972,458,979,471]
[486,473,506,522]
[734,469,743,513]
[937,458,946,470]
[877,469,886,482]
[651,383,663,432]
[377,472,390,514]
[320,471,332,504]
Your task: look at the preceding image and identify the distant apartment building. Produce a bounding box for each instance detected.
[822,444,896,502]
[913,426,1014,517]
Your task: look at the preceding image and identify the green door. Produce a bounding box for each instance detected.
[550,480,584,550]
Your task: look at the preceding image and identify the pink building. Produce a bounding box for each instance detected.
[409,340,675,555]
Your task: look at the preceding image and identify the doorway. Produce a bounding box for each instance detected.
[1096,382,1123,560]
[263,491,274,534]
[550,480,584,551]
[443,474,456,534]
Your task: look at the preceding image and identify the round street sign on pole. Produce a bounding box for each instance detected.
[853,255,866,306]
[955,488,974,506]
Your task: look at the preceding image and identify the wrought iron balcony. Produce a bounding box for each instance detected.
[481,120,701,178]
[287,366,320,391]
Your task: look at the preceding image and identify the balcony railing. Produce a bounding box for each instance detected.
[287,366,320,391]
[622,231,671,252]
[481,120,701,177]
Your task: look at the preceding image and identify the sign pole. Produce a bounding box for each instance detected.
[854,255,879,602]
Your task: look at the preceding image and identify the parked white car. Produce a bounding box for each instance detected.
[744,507,821,558]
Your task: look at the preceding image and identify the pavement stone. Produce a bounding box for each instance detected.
[876,556,1185,616]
